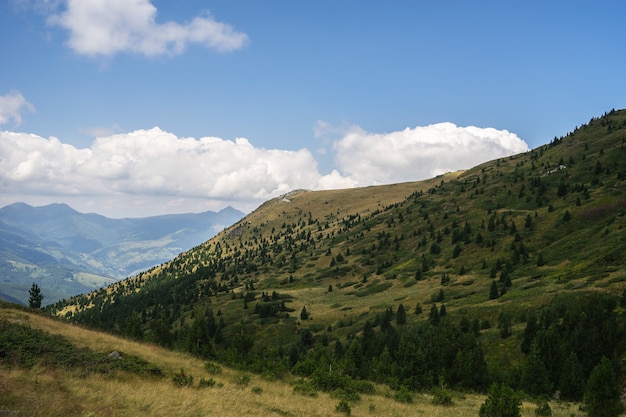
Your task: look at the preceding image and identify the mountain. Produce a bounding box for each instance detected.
[0,203,244,305]
[50,109,626,402]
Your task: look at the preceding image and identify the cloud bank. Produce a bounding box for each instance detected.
[0,92,35,126]
[0,124,528,217]
[333,123,529,185]
[46,0,248,57]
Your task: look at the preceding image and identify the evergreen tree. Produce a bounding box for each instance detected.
[584,357,623,417]
[396,303,407,325]
[521,314,538,354]
[429,304,440,326]
[479,383,520,417]
[520,340,552,397]
[300,306,309,320]
[28,283,43,309]
[559,351,584,401]
[489,280,499,300]
[414,303,423,315]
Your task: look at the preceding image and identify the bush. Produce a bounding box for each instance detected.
[534,402,552,416]
[172,369,193,387]
[331,388,360,402]
[234,373,251,386]
[204,361,223,374]
[432,387,453,405]
[251,386,263,394]
[394,386,413,403]
[292,379,318,397]
[335,400,351,415]
[198,377,216,388]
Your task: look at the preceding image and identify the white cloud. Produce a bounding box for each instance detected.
[47,0,248,57]
[0,92,35,126]
[0,128,331,216]
[331,122,530,186]
[0,123,529,217]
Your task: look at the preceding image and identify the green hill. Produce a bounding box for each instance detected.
[48,109,626,405]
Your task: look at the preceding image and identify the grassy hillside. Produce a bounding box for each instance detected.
[46,109,626,408]
[0,303,583,416]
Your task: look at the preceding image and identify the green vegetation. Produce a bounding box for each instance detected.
[37,109,626,413]
[0,318,162,376]
[479,383,520,417]
[28,282,43,309]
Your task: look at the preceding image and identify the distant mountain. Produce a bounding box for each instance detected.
[0,203,245,305]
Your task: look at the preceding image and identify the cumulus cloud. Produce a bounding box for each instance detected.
[0,123,529,217]
[331,122,529,186]
[47,0,248,57]
[0,92,35,126]
[0,128,346,216]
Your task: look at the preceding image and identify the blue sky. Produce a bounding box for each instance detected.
[1,0,624,217]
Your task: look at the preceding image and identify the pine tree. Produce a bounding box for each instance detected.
[584,357,623,417]
[489,280,499,300]
[559,351,584,401]
[520,340,552,397]
[429,304,440,326]
[28,283,43,309]
[300,306,309,320]
[479,383,520,417]
[396,303,407,325]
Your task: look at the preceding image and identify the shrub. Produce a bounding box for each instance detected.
[394,386,413,403]
[292,379,318,397]
[331,388,360,402]
[234,373,251,386]
[534,402,552,416]
[172,369,193,387]
[198,377,216,388]
[335,400,351,415]
[204,361,223,374]
[251,386,263,394]
[432,387,453,405]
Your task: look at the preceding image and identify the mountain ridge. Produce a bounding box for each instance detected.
[0,203,245,305]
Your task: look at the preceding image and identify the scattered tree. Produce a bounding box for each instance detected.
[479,383,520,417]
[584,357,623,417]
[396,304,407,325]
[28,283,43,309]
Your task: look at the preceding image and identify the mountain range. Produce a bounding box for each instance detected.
[0,203,244,305]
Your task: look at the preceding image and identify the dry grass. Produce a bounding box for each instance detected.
[1,306,584,417]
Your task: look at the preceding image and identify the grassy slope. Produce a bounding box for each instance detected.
[0,304,582,417]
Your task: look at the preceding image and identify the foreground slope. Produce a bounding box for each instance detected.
[0,303,583,417]
[52,109,626,399]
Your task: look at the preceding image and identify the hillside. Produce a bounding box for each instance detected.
[50,109,626,406]
[0,203,244,305]
[0,303,584,416]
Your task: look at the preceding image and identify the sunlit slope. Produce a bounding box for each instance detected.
[52,109,626,378]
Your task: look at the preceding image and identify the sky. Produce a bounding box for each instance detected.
[1,1,624,218]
